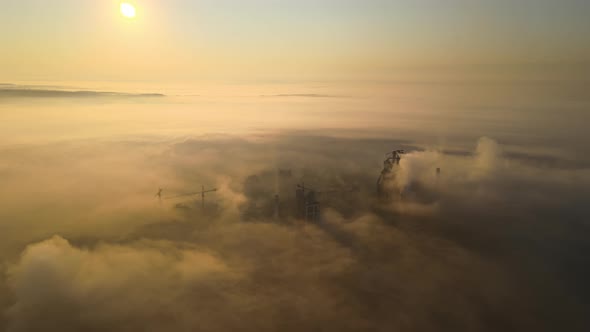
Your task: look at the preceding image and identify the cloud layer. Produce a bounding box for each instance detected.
[1,133,589,331]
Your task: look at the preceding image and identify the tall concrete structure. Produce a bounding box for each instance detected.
[377,149,405,199]
[296,183,321,222]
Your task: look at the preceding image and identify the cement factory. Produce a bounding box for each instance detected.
[157,149,439,222]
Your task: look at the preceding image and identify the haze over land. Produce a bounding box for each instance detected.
[1,1,589,331]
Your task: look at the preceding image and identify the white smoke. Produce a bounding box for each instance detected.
[472,136,503,179]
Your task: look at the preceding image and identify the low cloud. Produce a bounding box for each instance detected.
[1,133,589,331]
[6,236,233,331]
[259,93,343,98]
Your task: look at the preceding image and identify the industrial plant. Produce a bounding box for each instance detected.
[157,149,438,222]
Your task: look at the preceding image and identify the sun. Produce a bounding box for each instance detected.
[120,3,136,19]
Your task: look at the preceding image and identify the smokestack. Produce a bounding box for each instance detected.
[435,167,441,189]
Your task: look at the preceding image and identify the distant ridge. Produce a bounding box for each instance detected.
[0,84,165,98]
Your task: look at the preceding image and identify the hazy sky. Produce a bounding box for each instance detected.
[1,0,589,82]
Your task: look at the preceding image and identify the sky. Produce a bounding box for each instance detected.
[1,0,589,83]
